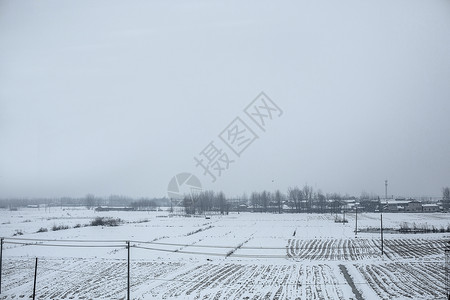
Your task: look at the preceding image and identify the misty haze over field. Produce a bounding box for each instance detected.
[1,0,449,199]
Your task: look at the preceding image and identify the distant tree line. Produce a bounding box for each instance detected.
[181,185,363,215]
[180,185,450,215]
[251,185,355,214]
[0,195,171,210]
[129,199,157,210]
[182,191,229,215]
[1,185,448,214]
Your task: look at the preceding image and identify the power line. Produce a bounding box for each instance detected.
[4,241,125,248]
[133,244,446,259]
[4,240,445,259]
[4,237,127,243]
[2,237,447,252]
[129,238,447,250]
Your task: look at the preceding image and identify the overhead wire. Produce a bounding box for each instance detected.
[3,241,126,248]
[1,237,448,259]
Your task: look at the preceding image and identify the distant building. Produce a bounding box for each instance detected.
[422,204,439,212]
[342,199,356,211]
[384,199,422,212]
[94,206,135,212]
[385,201,408,212]
[238,204,248,212]
[404,200,422,212]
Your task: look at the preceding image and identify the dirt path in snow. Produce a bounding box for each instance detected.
[339,264,364,300]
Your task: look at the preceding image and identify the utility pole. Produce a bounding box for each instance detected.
[0,238,3,294]
[127,241,130,300]
[381,213,384,256]
[446,241,450,300]
[355,206,358,236]
[32,257,38,300]
[381,180,386,256]
[385,180,388,201]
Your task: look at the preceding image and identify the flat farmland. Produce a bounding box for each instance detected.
[0,208,448,299]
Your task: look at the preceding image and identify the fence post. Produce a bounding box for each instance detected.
[446,241,450,300]
[380,213,384,256]
[32,257,38,300]
[127,241,130,300]
[0,238,3,294]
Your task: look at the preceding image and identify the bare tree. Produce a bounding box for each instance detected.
[328,193,342,215]
[317,191,326,213]
[275,190,283,214]
[250,192,259,211]
[183,195,194,214]
[85,194,96,209]
[217,191,226,214]
[288,187,303,213]
[359,192,379,212]
[261,191,269,212]
[287,187,296,212]
[443,187,450,211]
[303,185,313,213]
[241,192,249,206]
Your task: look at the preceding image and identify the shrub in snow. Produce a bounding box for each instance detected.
[13,229,23,236]
[37,227,48,233]
[52,224,70,231]
[90,217,122,227]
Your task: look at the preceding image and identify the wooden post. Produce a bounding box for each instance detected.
[32,257,38,300]
[0,238,3,294]
[127,241,130,300]
[355,206,358,236]
[446,241,450,300]
[381,213,384,256]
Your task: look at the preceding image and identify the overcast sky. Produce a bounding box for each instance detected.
[1,0,449,199]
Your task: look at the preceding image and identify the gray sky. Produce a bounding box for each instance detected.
[1,0,449,199]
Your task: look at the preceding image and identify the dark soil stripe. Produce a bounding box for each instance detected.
[339,264,364,300]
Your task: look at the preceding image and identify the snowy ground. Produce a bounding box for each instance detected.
[0,207,449,299]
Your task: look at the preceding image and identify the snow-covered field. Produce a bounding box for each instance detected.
[0,207,449,299]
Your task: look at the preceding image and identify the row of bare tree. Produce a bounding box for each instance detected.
[182,185,356,214]
[182,191,228,215]
[251,185,349,214]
